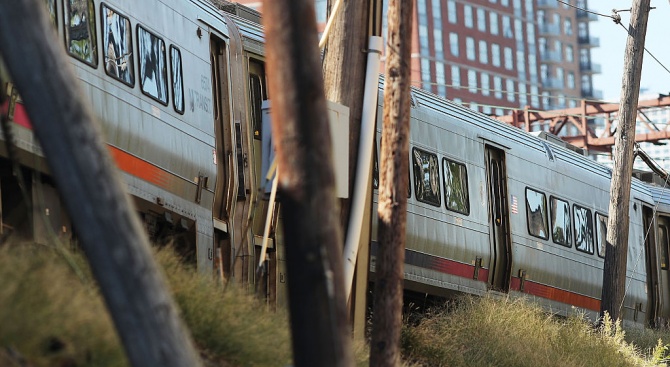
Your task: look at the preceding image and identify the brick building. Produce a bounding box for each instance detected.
[235,0,601,116]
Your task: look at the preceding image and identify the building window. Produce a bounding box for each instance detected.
[138,26,169,105]
[519,83,527,107]
[464,5,473,28]
[551,197,572,247]
[502,15,512,38]
[468,69,477,93]
[443,158,470,215]
[466,37,475,60]
[436,61,446,96]
[526,187,548,240]
[412,148,441,207]
[491,43,501,67]
[481,72,490,96]
[494,76,502,99]
[564,18,573,35]
[504,47,513,70]
[567,72,575,89]
[477,8,486,32]
[573,204,594,254]
[479,40,488,64]
[530,85,539,107]
[566,45,574,63]
[490,12,499,35]
[449,32,459,57]
[451,65,461,88]
[447,0,457,24]
[506,79,515,102]
[102,4,135,86]
[65,0,97,67]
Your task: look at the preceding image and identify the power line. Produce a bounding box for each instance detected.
[555,0,619,21]
[616,22,670,77]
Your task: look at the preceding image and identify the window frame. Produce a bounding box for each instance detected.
[525,187,549,240]
[412,147,441,207]
[137,24,169,106]
[169,45,185,114]
[442,157,470,216]
[549,196,572,247]
[101,3,135,87]
[572,203,595,255]
[64,0,98,68]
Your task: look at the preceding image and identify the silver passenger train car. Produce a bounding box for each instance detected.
[2,0,670,327]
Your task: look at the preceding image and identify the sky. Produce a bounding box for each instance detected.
[589,0,670,102]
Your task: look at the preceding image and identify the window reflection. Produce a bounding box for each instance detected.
[526,188,548,239]
[443,158,470,215]
[65,0,97,66]
[412,148,441,207]
[550,197,571,247]
[573,204,594,254]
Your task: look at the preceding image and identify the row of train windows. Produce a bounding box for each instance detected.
[526,187,608,258]
[374,146,472,216]
[43,0,185,114]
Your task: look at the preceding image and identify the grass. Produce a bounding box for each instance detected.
[2,242,670,366]
[400,295,670,367]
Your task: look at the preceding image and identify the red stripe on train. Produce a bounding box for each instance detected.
[1,100,32,129]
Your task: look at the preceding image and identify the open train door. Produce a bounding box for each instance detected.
[485,145,512,292]
[643,206,661,326]
[209,34,238,281]
[655,215,670,325]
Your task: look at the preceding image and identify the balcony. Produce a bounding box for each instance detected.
[582,88,604,100]
[538,23,561,36]
[578,35,600,48]
[580,62,602,74]
[543,77,564,90]
[577,9,598,21]
[540,50,563,63]
[537,0,558,8]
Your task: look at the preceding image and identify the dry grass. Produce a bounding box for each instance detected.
[400,295,670,367]
[2,243,670,366]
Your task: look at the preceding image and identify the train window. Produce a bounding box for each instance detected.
[550,197,571,247]
[64,0,98,67]
[249,75,263,139]
[170,46,184,114]
[101,4,134,87]
[412,148,441,207]
[659,223,669,270]
[43,0,57,27]
[137,26,168,105]
[442,158,470,215]
[573,204,594,254]
[525,188,548,240]
[595,213,607,258]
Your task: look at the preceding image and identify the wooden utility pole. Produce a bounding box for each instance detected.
[369,0,414,365]
[322,0,382,339]
[323,0,374,205]
[600,0,650,322]
[0,1,202,367]
[262,1,354,366]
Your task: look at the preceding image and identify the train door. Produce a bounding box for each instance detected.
[656,215,670,323]
[644,205,661,325]
[210,35,236,280]
[484,145,511,292]
[247,58,279,305]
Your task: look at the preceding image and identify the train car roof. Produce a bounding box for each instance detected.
[377,75,652,196]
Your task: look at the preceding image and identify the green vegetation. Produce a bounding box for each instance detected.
[2,243,670,366]
[401,295,670,367]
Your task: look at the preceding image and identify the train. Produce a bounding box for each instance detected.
[1,0,670,328]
